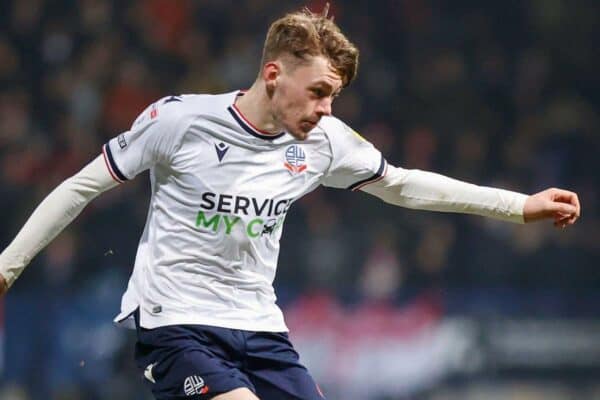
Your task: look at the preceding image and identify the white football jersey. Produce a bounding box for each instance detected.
[105,91,386,332]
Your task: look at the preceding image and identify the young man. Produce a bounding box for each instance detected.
[0,6,580,400]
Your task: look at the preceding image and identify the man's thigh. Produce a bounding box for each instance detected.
[213,388,259,400]
[245,332,325,400]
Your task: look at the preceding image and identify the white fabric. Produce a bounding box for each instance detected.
[0,155,117,287]
[361,166,527,223]
[319,119,386,190]
[107,91,385,331]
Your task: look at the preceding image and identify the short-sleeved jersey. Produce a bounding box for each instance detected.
[106,91,386,332]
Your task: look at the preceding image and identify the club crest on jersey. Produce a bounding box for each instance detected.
[284,145,307,174]
[184,375,209,396]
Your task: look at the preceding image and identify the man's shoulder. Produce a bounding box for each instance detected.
[141,91,237,130]
[159,91,238,113]
[317,115,344,131]
[315,115,357,142]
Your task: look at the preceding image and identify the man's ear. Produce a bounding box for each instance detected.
[262,61,282,86]
[263,61,280,94]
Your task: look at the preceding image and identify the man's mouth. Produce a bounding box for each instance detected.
[303,119,319,128]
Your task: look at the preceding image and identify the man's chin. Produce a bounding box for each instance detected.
[289,130,309,141]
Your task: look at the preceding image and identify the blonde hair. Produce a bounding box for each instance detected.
[261,5,359,87]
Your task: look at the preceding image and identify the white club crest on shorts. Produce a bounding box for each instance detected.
[184,375,209,396]
[284,144,307,174]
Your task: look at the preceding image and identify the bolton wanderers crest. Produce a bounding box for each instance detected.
[284,145,307,175]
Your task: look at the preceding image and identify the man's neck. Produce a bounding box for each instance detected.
[234,82,280,133]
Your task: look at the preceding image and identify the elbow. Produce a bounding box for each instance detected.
[60,175,101,204]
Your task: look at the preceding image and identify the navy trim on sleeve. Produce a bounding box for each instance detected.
[348,156,387,191]
[103,143,128,182]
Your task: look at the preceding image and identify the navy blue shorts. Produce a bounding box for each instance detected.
[134,315,325,399]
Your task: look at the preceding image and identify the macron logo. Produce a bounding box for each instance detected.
[215,142,230,162]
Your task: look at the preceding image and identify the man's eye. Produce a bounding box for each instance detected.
[311,88,325,97]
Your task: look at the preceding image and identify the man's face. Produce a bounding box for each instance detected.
[268,55,343,140]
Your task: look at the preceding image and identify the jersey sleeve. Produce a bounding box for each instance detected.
[320,118,387,190]
[102,96,188,182]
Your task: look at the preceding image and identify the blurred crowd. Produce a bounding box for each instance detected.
[0,0,598,399]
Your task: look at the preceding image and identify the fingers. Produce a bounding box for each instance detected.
[545,188,581,229]
[554,215,574,228]
[524,187,581,227]
[571,192,581,218]
[549,188,581,224]
[552,205,579,229]
[550,188,581,218]
[550,201,577,216]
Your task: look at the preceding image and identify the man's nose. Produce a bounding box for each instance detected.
[315,97,332,117]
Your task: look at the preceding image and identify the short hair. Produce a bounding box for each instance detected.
[260,5,359,87]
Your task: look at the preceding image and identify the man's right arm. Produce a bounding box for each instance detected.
[0,154,119,294]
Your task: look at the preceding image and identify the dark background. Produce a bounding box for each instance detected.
[0,1,598,399]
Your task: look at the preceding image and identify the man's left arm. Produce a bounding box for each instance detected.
[360,165,580,227]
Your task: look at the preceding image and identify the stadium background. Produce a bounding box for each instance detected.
[0,0,598,399]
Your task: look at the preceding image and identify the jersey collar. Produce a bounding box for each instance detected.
[227,91,286,140]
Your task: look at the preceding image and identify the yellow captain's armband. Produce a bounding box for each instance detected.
[343,123,367,142]
[352,129,366,142]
